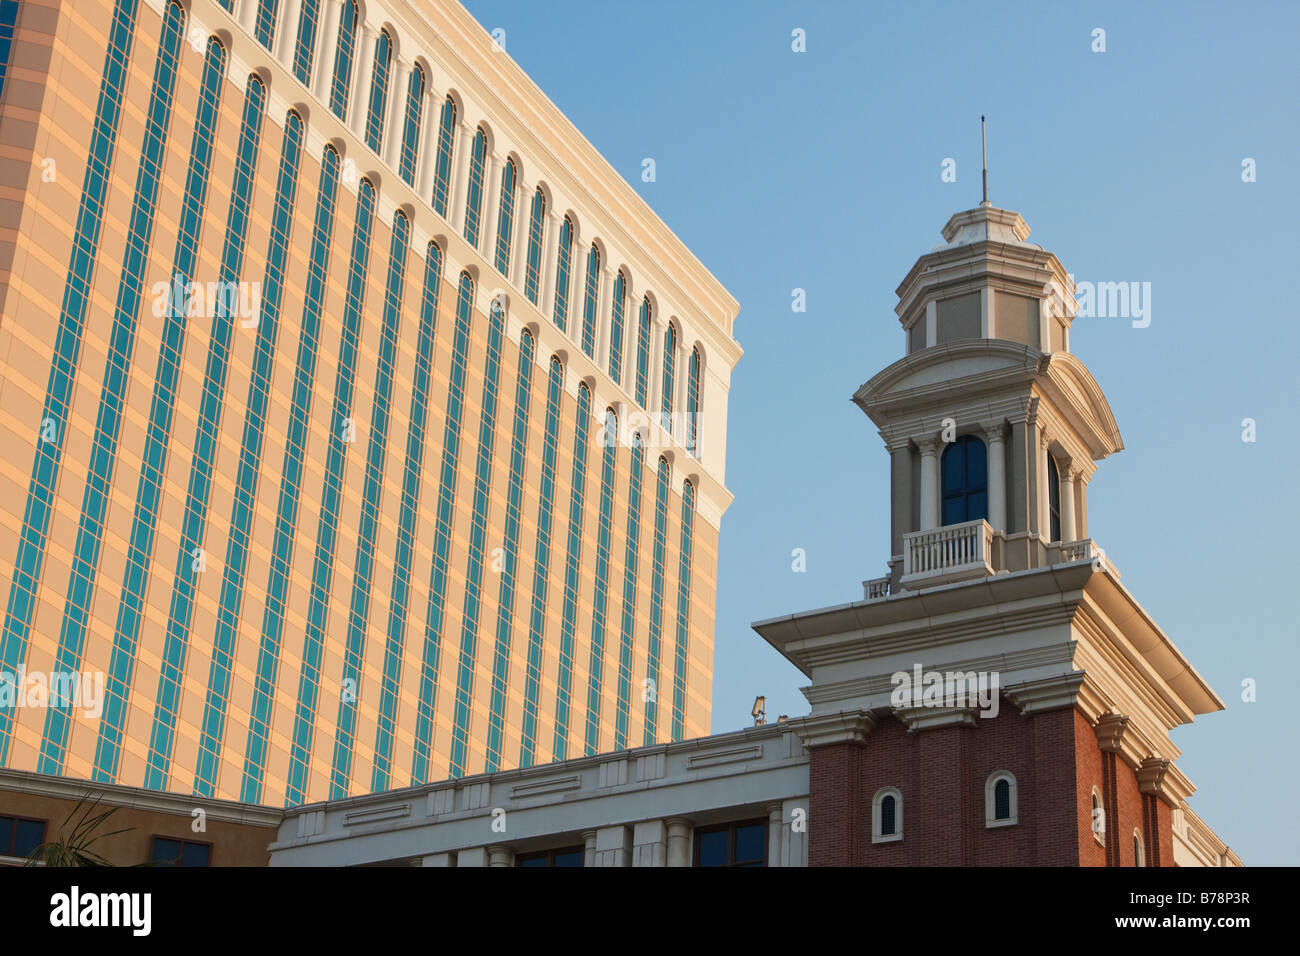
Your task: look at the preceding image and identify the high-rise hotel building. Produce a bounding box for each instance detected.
[0,0,740,806]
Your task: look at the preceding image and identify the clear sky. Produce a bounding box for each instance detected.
[462,0,1300,865]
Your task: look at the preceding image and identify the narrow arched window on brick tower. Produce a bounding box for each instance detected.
[872,787,903,843]
[985,771,1017,827]
[1133,831,1146,867]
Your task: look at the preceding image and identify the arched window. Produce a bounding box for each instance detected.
[580,244,600,358]
[941,435,987,525]
[398,64,425,186]
[660,323,676,433]
[985,771,1018,827]
[1047,454,1061,542]
[363,29,392,152]
[634,297,652,407]
[462,127,488,247]
[291,0,321,85]
[608,272,626,384]
[431,95,457,216]
[328,0,358,120]
[1091,787,1106,845]
[1133,830,1145,867]
[523,187,545,304]
[872,787,903,843]
[686,346,702,457]
[493,158,517,275]
[552,216,574,332]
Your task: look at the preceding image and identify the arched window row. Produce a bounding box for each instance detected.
[244,2,711,458]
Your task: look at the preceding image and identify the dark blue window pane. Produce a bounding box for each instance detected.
[14,819,43,856]
[995,779,1011,819]
[553,849,583,867]
[941,435,988,525]
[152,838,182,865]
[698,829,727,867]
[0,817,12,854]
[517,855,547,867]
[734,823,765,863]
[180,842,210,867]
[881,795,896,835]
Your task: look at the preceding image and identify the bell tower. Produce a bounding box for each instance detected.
[855,202,1123,594]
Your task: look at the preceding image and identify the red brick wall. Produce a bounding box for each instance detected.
[808,707,1084,866]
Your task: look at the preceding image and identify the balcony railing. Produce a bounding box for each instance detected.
[862,576,891,601]
[900,518,994,587]
[1047,538,1120,577]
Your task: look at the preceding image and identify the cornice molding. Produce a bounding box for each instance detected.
[1002,672,1087,716]
[1138,757,1196,808]
[891,704,980,732]
[790,711,879,749]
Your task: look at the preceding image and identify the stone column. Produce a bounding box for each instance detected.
[417,88,443,199]
[887,437,912,578]
[1077,474,1089,539]
[539,210,561,322]
[918,436,940,531]
[448,119,475,233]
[983,421,1006,533]
[593,825,632,867]
[650,315,668,429]
[632,820,667,867]
[348,25,379,139]
[1039,431,1052,540]
[582,830,597,868]
[383,58,411,169]
[239,0,259,34]
[312,0,342,101]
[481,154,503,258]
[767,804,783,867]
[510,180,533,289]
[276,0,303,66]
[486,845,514,867]
[596,265,614,370]
[665,819,691,867]
[1060,463,1077,543]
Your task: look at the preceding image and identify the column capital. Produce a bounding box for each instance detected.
[1039,429,1053,450]
[915,435,940,456]
[790,710,878,749]
[980,420,1006,443]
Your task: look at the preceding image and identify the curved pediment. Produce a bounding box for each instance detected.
[854,339,1040,413]
[1040,352,1124,459]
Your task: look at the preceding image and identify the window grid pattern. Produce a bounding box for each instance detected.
[143,73,267,791]
[93,36,228,783]
[397,64,424,186]
[430,96,456,216]
[552,217,574,332]
[194,110,306,797]
[254,0,278,50]
[291,0,319,84]
[363,29,391,152]
[550,384,591,761]
[580,245,600,358]
[239,147,341,804]
[685,347,701,457]
[484,331,536,773]
[641,458,670,745]
[38,1,186,774]
[613,436,646,751]
[583,412,618,756]
[410,273,475,785]
[0,0,21,103]
[493,159,516,275]
[370,243,442,793]
[523,188,545,304]
[0,0,138,763]
[634,298,651,406]
[285,177,376,806]
[329,211,409,799]
[328,0,356,120]
[446,298,507,778]
[660,325,676,433]
[518,357,564,767]
[607,273,626,385]
[671,480,695,739]
[461,127,487,247]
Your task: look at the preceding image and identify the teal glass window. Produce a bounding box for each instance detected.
[363,29,391,152]
[410,272,476,785]
[463,127,487,247]
[328,0,357,120]
[372,242,442,793]
[447,295,508,778]
[613,434,646,751]
[523,187,545,304]
[552,216,574,331]
[580,244,600,358]
[330,211,410,799]
[398,64,425,186]
[660,324,676,433]
[672,480,695,739]
[292,0,319,85]
[583,410,619,756]
[431,95,456,216]
[0,0,21,103]
[550,383,592,761]
[94,35,230,783]
[518,356,565,768]
[484,329,537,773]
[608,272,626,385]
[634,297,652,407]
[686,346,701,457]
[240,146,340,805]
[642,457,671,745]
[255,0,278,50]
[493,158,516,275]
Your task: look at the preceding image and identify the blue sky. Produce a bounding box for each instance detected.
[463,0,1300,865]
